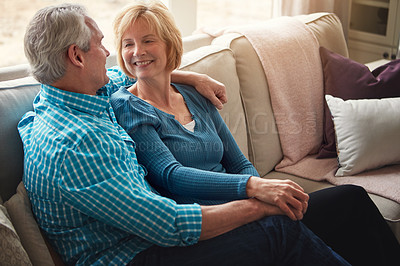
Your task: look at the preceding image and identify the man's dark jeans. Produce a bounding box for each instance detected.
[129,215,349,266]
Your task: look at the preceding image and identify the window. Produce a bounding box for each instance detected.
[0,0,273,68]
[197,0,274,29]
[0,0,134,68]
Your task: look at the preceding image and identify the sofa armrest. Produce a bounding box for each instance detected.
[0,64,31,82]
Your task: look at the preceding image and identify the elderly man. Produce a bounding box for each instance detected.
[19,3,349,265]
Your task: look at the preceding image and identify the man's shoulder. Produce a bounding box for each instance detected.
[20,106,105,151]
[106,66,125,81]
[105,66,136,95]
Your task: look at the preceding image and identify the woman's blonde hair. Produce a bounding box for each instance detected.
[113,0,183,78]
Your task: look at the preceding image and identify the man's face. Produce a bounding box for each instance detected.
[84,17,110,93]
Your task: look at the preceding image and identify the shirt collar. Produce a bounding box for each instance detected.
[40,84,110,116]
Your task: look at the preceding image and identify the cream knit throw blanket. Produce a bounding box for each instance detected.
[227,17,324,168]
[202,17,400,204]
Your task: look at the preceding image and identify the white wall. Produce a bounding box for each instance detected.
[162,0,197,36]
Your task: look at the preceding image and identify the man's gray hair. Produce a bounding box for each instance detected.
[24,4,92,84]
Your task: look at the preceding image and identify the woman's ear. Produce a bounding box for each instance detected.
[67,44,84,68]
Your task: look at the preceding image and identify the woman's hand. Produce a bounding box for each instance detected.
[246,177,309,221]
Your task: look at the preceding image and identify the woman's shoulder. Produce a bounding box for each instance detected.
[173,83,214,111]
[111,87,152,112]
[110,87,161,131]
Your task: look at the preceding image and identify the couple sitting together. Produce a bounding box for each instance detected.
[20,0,399,265]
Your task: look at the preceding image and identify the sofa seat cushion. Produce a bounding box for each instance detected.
[264,170,400,221]
[262,171,400,243]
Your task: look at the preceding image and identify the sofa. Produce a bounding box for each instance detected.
[0,12,399,265]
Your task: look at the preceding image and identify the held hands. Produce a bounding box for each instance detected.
[246,177,309,221]
[193,73,227,110]
[250,198,286,218]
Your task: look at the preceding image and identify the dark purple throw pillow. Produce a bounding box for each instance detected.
[317,46,400,159]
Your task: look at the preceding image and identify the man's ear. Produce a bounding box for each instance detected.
[67,45,84,68]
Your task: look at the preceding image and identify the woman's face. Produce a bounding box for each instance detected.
[121,17,169,81]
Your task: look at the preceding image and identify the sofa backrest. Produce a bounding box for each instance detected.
[211,12,348,177]
[211,33,281,177]
[179,45,249,158]
[0,78,40,201]
[0,64,31,82]
[298,12,348,58]
[0,55,119,201]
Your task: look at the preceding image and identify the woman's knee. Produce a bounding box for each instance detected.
[314,185,369,206]
[337,184,367,194]
[335,185,370,204]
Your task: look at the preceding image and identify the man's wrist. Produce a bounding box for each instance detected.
[189,72,205,87]
[171,70,200,85]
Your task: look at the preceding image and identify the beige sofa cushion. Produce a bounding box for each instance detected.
[4,182,57,266]
[210,13,349,178]
[179,45,249,158]
[0,203,32,265]
[212,33,282,177]
[298,12,348,57]
[183,33,214,53]
[264,170,400,243]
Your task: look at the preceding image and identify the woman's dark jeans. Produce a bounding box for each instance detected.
[303,184,400,266]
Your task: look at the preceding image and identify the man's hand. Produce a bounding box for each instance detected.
[246,177,309,221]
[199,198,284,241]
[192,73,227,110]
[171,70,227,109]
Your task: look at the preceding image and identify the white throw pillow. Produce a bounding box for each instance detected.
[325,95,400,176]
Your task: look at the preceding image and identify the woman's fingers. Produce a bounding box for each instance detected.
[246,177,310,218]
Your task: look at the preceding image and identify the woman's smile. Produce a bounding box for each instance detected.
[135,60,153,66]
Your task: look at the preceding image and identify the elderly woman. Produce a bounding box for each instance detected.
[110,1,400,266]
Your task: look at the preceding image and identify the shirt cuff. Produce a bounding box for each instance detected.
[238,175,252,199]
[175,203,202,246]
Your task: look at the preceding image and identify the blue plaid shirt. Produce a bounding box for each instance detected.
[18,67,202,265]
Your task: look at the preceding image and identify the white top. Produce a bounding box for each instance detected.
[183,120,196,132]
